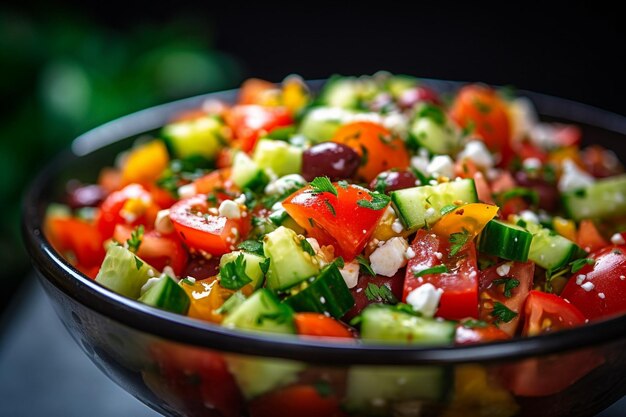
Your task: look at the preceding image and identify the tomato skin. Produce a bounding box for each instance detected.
[169,194,250,256]
[403,230,479,320]
[522,290,586,337]
[343,270,404,320]
[455,323,510,345]
[283,184,387,260]
[561,245,626,320]
[450,84,512,162]
[225,105,293,152]
[478,261,534,336]
[113,224,187,276]
[331,121,410,182]
[95,183,160,239]
[249,385,346,417]
[294,313,355,339]
[46,216,105,270]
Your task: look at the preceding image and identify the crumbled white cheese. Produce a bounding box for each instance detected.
[424,207,436,218]
[519,210,540,224]
[598,292,606,299]
[234,193,247,205]
[434,252,443,260]
[369,237,409,277]
[496,263,511,277]
[154,209,174,234]
[611,233,626,245]
[264,174,306,196]
[178,183,197,199]
[427,155,455,179]
[581,282,595,292]
[458,140,494,169]
[382,112,409,136]
[406,283,443,318]
[558,159,595,193]
[576,274,586,285]
[522,157,542,171]
[405,246,416,259]
[410,149,430,176]
[391,219,404,234]
[339,261,360,289]
[218,200,241,219]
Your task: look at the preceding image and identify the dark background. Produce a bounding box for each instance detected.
[3,1,626,321]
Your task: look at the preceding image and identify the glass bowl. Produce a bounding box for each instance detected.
[22,80,626,417]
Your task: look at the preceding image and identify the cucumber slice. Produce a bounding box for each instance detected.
[478,219,533,262]
[409,105,460,155]
[562,174,626,220]
[138,275,190,314]
[360,305,456,345]
[219,251,267,290]
[513,216,583,271]
[263,226,320,291]
[223,288,295,334]
[298,107,352,143]
[385,74,418,98]
[230,151,268,190]
[318,75,361,109]
[282,262,354,319]
[391,179,478,232]
[95,245,158,299]
[268,209,305,234]
[162,115,225,159]
[252,139,303,177]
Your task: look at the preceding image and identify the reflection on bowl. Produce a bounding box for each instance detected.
[23,80,626,417]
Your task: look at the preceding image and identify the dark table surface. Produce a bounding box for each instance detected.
[1,274,624,417]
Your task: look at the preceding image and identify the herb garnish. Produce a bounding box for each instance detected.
[356,255,376,276]
[357,192,391,210]
[570,258,595,273]
[324,199,336,215]
[300,239,316,256]
[364,283,398,304]
[440,204,457,216]
[413,264,448,277]
[490,302,518,324]
[449,228,471,257]
[127,225,144,253]
[309,176,337,196]
[492,277,520,298]
[133,256,144,270]
[237,240,264,256]
[219,254,253,290]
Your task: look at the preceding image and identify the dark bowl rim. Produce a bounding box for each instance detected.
[22,78,626,366]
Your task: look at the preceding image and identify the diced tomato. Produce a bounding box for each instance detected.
[169,194,250,256]
[113,224,187,276]
[521,290,586,337]
[490,171,517,194]
[343,270,404,320]
[193,168,237,195]
[561,245,626,320]
[576,220,609,253]
[499,197,530,220]
[515,140,548,164]
[249,384,346,417]
[455,322,510,345]
[473,171,494,204]
[224,105,293,152]
[478,261,534,336]
[46,216,105,270]
[95,183,160,239]
[283,183,388,260]
[331,121,410,182]
[403,230,479,320]
[450,84,513,163]
[146,183,178,209]
[294,313,355,339]
[145,342,243,417]
[582,144,624,178]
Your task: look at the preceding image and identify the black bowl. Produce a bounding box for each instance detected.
[22,80,626,417]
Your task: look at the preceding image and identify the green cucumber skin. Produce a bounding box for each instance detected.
[478,220,533,262]
[391,179,478,232]
[223,289,296,335]
[95,245,157,299]
[138,276,190,314]
[515,217,582,270]
[562,175,626,220]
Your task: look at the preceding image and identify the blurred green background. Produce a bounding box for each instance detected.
[0,7,243,311]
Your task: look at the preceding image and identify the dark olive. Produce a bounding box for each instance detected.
[301,142,361,181]
[514,171,559,212]
[369,169,417,194]
[67,183,106,209]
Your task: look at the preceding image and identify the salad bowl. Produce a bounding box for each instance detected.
[22,79,626,417]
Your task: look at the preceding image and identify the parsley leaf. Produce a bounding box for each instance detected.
[417,104,446,126]
[491,302,518,324]
[357,192,391,210]
[356,255,375,276]
[440,204,457,216]
[360,145,369,167]
[219,254,253,290]
[449,228,471,257]
[310,176,337,196]
[570,258,595,273]
[300,239,316,256]
[413,264,448,277]
[373,175,388,194]
[492,277,520,298]
[324,199,336,216]
[337,180,349,189]
[127,225,144,253]
[134,256,144,270]
[364,283,398,304]
[237,240,264,256]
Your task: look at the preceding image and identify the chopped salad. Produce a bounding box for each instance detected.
[46,73,626,346]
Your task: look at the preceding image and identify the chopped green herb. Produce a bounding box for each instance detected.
[259,258,270,275]
[356,255,375,276]
[417,104,446,126]
[127,225,144,253]
[364,283,398,304]
[492,277,520,298]
[413,264,448,277]
[333,256,345,269]
[374,175,388,194]
[300,239,316,256]
[206,193,218,205]
[410,167,431,186]
[314,380,333,398]
[357,192,391,210]
[237,240,264,256]
[461,119,476,137]
[214,291,246,315]
[337,180,349,189]
[219,254,253,290]
[449,228,471,257]
[134,256,144,270]
[324,199,336,216]
[491,302,518,324]
[309,176,337,196]
[462,319,489,329]
[570,258,595,273]
[360,145,369,166]
[573,188,587,198]
[349,315,362,326]
[473,99,492,114]
[440,204,457,216]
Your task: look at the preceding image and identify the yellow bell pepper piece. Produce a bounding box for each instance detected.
[180,277,253,324]
[122,140,169,185]
[281,76,309,114]
[553,216,577,242]
[431,203,499,239]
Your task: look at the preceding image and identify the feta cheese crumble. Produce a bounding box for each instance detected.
[458,140,494,169]
[339,261,360,289]
[427,155,455,179]
[218,199,241,219]
[406,283,443,318]
[369,237,409,277]
[558,159,595,193]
